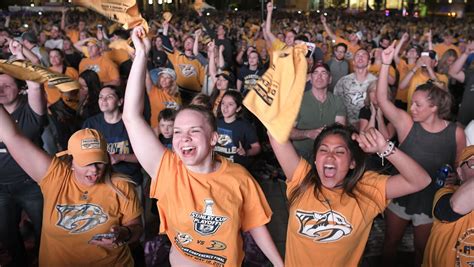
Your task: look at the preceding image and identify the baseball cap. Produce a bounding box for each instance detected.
[85,38,99,46]
[310,61,331,74]
[157,67,176,80]
[216,70,235,84]
[355,31,363,41]
[457,145,474,167]
[56,128,109,167]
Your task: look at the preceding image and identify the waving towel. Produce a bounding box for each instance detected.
[243,44,308,143]
[0,59,80,92]
[72,0,148,32]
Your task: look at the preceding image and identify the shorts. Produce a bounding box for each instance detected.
[387,201,432,226]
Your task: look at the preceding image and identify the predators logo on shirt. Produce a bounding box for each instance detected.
[190,199,228,236]
[178,64,197,78]
[56,203,108,233]
[295,209,353,242]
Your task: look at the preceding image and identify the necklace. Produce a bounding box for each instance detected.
[80,190,89,201]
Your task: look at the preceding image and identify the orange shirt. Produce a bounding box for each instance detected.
[165,50,205,92]
[147,86,181,128]
[79,56,120,84]
[66,29,80,44]
[405,70,448,112]
[396,60,416,103]
[44,67,79,105]
[422,186,474,267]
[285,159,389,267]
[150,151,272,266]
[38,157,142,266]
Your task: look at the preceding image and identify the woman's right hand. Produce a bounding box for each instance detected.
[381,41,396,65]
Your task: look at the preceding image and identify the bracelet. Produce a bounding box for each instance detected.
[376,141,395,166]
[411,69,417,74]
[382,63,391,66]
[122,226,132,242]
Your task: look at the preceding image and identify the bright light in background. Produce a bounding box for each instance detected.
[234,8,238,11]
[323,12,327,16]
[148,0,153,4]
[414,11,419,18]
[297,10,301,14]
[448,0,452,3]
[38,11,42,15]
[206,12,210,16]
[316,10,320,13]
[166,0,172,3]
[385,10,389,16]
[30,3,34,7]
[23,24,29,28]
[158,0,162,4]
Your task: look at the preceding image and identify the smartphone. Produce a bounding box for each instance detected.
[90,232,118,241]
[305,42,316,58]
[97,24,103,29]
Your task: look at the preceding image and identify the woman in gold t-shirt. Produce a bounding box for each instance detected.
[0,103,142,266]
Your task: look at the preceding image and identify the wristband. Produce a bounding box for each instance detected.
[382,63,391,66]
[377,141,395,166]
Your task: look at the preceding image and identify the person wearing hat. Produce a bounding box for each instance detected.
[79,38,120,86]
[0,77,46,266]
[210,69,235,116]
[0,102,143,266]
[145,67,181,129]
[398,49,449,112]
[290,62,347,162]
[423,145,474,266]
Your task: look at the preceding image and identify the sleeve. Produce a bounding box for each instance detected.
[358,106,371,120]
[334,95,347,117]
[271,39,286,51]
[333,77,344,96]
[286,158,312,193]
[116,179,143,224]
[432,186,463,222]
[39,157,70,193]
[149,149,173,200]
[106,60,120,81]
[240,173,272,231]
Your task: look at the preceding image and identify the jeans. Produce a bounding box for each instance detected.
[0,178,43,267]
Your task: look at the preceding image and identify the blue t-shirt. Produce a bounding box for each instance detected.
[83,113,142,185]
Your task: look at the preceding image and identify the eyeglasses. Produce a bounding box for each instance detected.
[461,159,474,169]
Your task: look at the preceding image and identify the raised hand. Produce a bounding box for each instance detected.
[207,41,216,55]
[401,32,409,43]
[236,141,246,156]
[266,1,273,13]
[320,14,327,24]
[353,128,389,154]
[131,26,151,54]
[381,40,397,65]
[195,28,202,37]
[465,40,474,54]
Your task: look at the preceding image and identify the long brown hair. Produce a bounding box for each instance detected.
[288,124,367,207]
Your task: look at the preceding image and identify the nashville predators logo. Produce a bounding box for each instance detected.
[178,64,197,78]
[295,210,352,243]
[217,134,232,146]
[56,204,108,234]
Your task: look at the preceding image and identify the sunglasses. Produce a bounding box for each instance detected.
[461,159,474,169]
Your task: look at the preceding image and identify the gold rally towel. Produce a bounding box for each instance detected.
[72,0,149,32]
[0,59,80,92]
[243,44,308,143]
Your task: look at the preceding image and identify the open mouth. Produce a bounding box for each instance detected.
[323,164,336,178]
[181,146,196,156]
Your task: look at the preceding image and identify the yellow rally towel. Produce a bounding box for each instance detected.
[0,59,80,92]
[243,44,308,143]
[72,0,149,32]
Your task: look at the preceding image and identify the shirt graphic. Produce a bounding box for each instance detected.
[178,64,197,77]
[56,203,108,233]
[190,199,228,236]
[295,209,353,242]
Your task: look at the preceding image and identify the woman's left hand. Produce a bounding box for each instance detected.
[236,141,246,156]
[353,127,388,154]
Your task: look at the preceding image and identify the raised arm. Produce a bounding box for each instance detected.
[354,128,430,199]
[25,80,46,117]
[321,15,336,41]
[122,27,165,179]
[268,133,300,183]
[451,177,474,215]
[193,29,202,57]
[377,42,413,142]
[0,105,51,183]
[394,32,409,65]
[264,2,277,44]
[448,41,473,83]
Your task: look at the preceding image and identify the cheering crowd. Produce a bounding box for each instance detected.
[0,2,473,266]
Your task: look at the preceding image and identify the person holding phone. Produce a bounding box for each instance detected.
[0,96,143,266]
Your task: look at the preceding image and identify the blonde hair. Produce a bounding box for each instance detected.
[157,73,180,98]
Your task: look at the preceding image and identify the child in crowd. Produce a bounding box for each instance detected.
[215,90,261,169]
[154,108,176,150]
